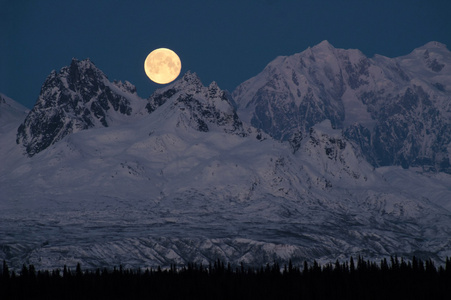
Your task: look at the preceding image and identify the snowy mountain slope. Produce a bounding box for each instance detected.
[0,93,29,128]
[2,108,451,270]
[0,94,29,171]
[15,58,147,157]
[232,41,451,173]
[2,116,451,270]
[1,53,451,271]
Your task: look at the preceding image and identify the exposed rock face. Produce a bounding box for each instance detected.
[146,71,247,136]
[233,41,451,173]
[16,58,142,156]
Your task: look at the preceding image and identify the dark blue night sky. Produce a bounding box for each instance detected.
[2,0,450,108]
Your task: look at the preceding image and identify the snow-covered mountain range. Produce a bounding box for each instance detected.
[233,40,451,173]
[1,42,451,271]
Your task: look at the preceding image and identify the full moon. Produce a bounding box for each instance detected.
[144,48,181,84]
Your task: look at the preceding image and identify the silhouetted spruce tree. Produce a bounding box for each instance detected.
[2,260,9,279]
[349,256,355,273]
[76,263,82,277]
[445,257,451,277]
[20,264,28,278]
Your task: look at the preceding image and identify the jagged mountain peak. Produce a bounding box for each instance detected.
[309,40,336,53]
[146,71,229,109]
[300,40,367,66]
[16,58,144,157]
[171,71,203,92]
[113,80,137,95]
[207,81,220,94]
[234,41,451,173]
[180,70,202,83]
[39,58,110,103]
[58,58,106,88]
[315,39,334,48]
[145,72,247,136]
[259,41,339,76]
[70,57,96,68]
[233,41,359,140]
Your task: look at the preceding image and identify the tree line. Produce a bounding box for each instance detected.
[1,256,451,299]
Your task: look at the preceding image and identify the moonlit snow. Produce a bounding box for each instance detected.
[1,41,451,271]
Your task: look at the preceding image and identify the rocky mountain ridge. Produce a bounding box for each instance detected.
[232,40,451,173]
[145,71,247,136]
[15,58,146,157]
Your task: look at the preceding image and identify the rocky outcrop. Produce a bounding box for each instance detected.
[16,58,142,156]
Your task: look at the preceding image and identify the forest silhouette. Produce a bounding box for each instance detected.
[1,256,451,299]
